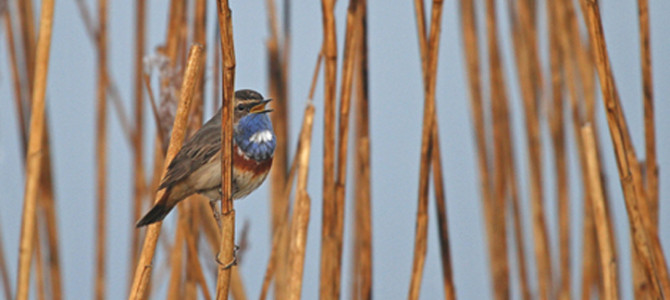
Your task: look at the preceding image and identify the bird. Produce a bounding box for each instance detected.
[136,89,276,227]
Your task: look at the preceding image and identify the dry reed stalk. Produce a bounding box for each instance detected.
[318,0,339,297]
[259,54,322,300]
[329,1,362,298]
[546,1,570,298]
[214,0,236,297]
[431,127,456,300]
[285,103,316,299]
[94,0,109,298]
[4,8,28,158]
[128,44,204,300]
[551,1,602,297]
[213,29,221,112]
[351,1,372,298]
[408,0,444,299]
[459,0,525,298]
[183,217,213,300]
[186,2,207,288]
[16,0,35,91]
[129,0,147,288]
[580,0,670,297]
[264,1,290,296]
[15,0,55,298]
[167,216,186,299]
[33,222,46,300]
[507,2,554,298]
[412,0,454,298]
[637,0,657,227]
[484,0,512,297]
[581,124,619,299]
[39,133,63,300]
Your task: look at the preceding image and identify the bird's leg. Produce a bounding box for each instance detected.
[208,199,222,229]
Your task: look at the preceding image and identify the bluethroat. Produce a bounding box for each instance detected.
[136,89,276,227]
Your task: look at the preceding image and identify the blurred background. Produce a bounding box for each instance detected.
[1,0,669,299]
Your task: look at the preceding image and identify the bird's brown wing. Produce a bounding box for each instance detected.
[159,124,221,189]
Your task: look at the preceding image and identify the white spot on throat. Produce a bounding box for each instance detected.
[249,130,273,143]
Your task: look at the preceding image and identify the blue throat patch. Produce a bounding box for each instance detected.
[234,113,276,161]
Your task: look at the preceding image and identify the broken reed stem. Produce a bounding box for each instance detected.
[285,104,316,299]
[4,9,28,160]
[215,0,236,297]
[129,0,147,287]
[128,44,204,300]
[637,0,658,227]
[408,0,444,299]
[582,124,619,300]
[351,0,372,298]
[580,0,670,297]
[484,0,512,297]
[318,0,339,298]
[94,0,109,298]
[15,0,55,298]
[259,53,323,300]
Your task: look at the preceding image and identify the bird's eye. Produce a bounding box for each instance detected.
[236,105,244,111]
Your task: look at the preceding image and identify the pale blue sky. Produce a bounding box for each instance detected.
[1,0,669,299]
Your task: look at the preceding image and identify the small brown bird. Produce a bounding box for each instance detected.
[136,89,276,227]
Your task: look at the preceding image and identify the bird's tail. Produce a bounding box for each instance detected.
[136,190,176,227]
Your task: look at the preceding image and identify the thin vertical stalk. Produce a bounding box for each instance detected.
[94,0,108,298]
[4,9,28,159]
[413,0,454,298]
[507,2,553,298]
[40,132,63,300]
[265,0,290,296]
[351,0,372,298]
[167,217,185,300]
[318,0,338,297]
[215,0,236,297]
[259,54,322,300]
[331,1,361,299]
[484,0,512,297]
[16,0,36,91]
[129,0,147,285]
[637,0,657,227]
[547,1,570,298]
[285,104,316,299]
[408,0,444,299]
[15,0,55,298]
[33,221,46,300]
[582,124,619,300]
[128,44,204,300]
[580,0,670,297]
[431,126,456,300]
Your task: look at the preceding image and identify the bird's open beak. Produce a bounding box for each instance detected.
[250,98,273,114]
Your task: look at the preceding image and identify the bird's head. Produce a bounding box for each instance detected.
[233,89,273,125]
